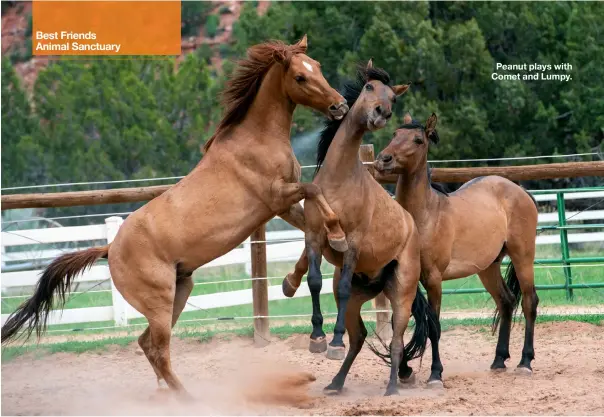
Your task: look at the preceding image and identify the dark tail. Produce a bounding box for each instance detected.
[368,284,439,366]
[1,245,110,344]
[403,285,439,363]
[491,263,522,333]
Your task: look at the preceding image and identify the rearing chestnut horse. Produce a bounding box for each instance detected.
[1,37,350,397]
[374,113,539,385]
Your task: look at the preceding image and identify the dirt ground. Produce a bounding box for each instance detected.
[2,322,603,416]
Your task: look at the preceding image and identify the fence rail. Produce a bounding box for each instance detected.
[2,161,603,210]
[1,147,603,341]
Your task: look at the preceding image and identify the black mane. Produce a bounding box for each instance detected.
[398,119,440,145]
[314,66,391,176]
[427,166,449,196]
[399,119,448,196]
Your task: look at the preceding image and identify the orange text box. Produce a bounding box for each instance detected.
[33,1,181,56]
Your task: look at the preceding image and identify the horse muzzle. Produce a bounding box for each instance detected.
[328,102,349,121]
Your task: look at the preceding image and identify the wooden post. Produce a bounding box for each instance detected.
[359,144,392,341]
[105,216,129,326]
[251,224,270,346]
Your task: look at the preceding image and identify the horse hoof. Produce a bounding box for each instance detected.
[323,383,343,395]
[328,236,348,253]
[515,366,533,376]
[282,275,299,298]
[399,373,416,385]
[326,345,346,360]
[178,391,195,403]
[309,337,327,353]
[149,387,172,402]
[427,379,444,390]
[384,387,399,396]
[490,363,507,372]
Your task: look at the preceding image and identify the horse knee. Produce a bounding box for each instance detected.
[307,273,322,294]
[337,278,352,302]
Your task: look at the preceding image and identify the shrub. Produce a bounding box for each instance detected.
[205,14,220,38]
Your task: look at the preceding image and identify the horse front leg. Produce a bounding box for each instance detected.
[278,202,306,231]
[271,180,347,252]
[282,251,308,298]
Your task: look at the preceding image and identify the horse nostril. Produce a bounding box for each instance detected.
[384,110,392,120]
[375,105,382,116]
[382,155,393,163]
[329,104,338,112]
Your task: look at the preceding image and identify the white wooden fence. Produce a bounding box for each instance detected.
[2,191,604,328]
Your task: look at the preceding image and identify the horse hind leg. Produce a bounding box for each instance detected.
[119,262,190,398]
[324,285,371,393]
[139,274,194,391]
[506,255,539,373]
[506,193,539,373]
[477,262,516,371]
[306,239,328,354]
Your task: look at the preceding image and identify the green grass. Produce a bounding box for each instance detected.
[3,254,602,316]
[2,314,602,363]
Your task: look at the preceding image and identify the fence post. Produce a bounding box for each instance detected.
[556,192,573,300]
[251,224,269,346]
[359,144,392,340]
[243,237,252,276]
[105,216,129,326]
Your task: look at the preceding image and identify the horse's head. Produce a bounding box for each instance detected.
[349,60,409,131]
[279,35,348,120]
[375,112,439,175]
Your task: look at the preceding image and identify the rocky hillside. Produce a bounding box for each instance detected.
[1,1,271,88]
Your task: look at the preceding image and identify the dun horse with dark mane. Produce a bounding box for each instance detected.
[282,62,440,396]
[375,113,539,385]
[1,37,350,397]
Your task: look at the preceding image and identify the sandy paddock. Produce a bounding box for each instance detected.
[2,321,603,415]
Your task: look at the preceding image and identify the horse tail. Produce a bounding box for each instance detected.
[1,245,110,344]
[491,263,522,333]
[403,285,439,363]
[367,283,438,366]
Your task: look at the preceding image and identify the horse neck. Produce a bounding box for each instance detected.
[395,159,441,222]
[239,65,295,148]
[320,111,366,180]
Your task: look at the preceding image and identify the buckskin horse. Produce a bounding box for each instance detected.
[1,37,351,397]
[374,112,539,386]
[281,61,439,396]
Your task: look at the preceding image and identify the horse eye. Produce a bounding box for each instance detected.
[365,84,373,91]
[414,137,423,145]
[295,75,306,83]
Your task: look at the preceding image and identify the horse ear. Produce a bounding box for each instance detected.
[403,112,413,125]
[366,59,373,70]
[392,83,410,97]
[296,34,308,51]
[425,113,439,144]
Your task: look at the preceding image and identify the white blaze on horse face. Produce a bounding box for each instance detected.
[303,61,314,72]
